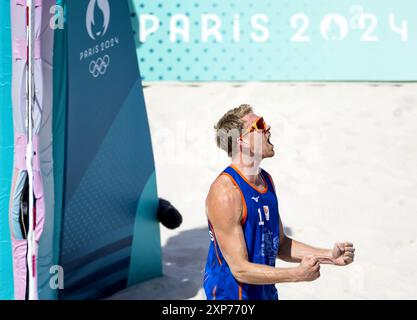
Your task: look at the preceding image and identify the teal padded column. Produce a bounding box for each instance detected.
[58,0,162,299]
[0,0,15,300]
[128,172,162,286]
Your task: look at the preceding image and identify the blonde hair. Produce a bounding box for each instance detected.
[214,104,253,157]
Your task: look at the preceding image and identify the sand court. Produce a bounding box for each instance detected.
[109,82,417,300]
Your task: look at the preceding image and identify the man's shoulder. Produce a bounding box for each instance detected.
[210,173,238,194]
[207,173,241,204]
[206,173,243,222]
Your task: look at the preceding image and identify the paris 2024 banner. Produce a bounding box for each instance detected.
[127,0,417,81]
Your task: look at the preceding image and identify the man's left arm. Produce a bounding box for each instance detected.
[277,217,355,266]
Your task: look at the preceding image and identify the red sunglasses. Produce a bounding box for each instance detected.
[241,117,268,137]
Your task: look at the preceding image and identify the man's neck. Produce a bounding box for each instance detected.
[231,156,262,184]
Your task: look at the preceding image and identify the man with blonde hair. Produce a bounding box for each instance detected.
[203,104,355,300]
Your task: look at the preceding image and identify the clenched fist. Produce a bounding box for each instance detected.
[296,255,320,282]
[331,242,355,266]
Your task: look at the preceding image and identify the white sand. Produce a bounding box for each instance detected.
[110,82,417,300]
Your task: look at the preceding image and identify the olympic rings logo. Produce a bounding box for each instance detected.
[89,55,110,78]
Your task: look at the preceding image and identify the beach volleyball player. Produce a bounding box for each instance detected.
[203,105,355,300]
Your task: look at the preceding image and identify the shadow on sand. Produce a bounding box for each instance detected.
[109,225,294,300]
[109,227,209,300]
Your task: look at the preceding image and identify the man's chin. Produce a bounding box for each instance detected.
[262,150,275,159]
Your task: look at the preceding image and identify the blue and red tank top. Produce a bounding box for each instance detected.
[204,165,280,300]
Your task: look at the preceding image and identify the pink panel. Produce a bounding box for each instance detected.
[33,171,45,243]
[14,0,26,6]
[11,239,28,300]
[14,134,26,171]
[32,134,40,172]
[13,0,42,7]
[12,37,26,60]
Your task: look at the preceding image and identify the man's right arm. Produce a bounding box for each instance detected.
[206,175,320,285]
